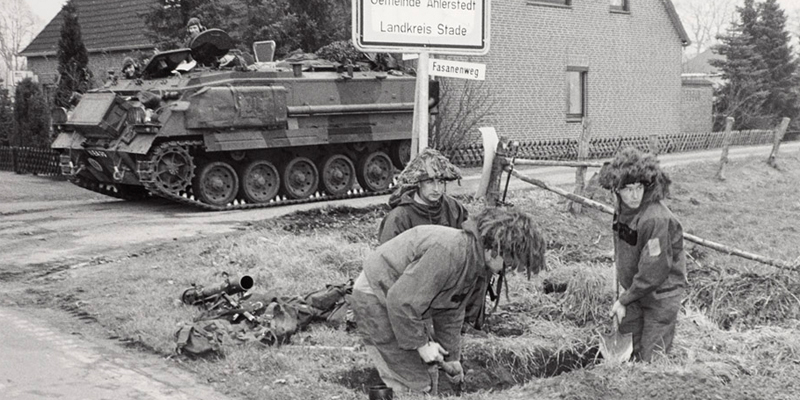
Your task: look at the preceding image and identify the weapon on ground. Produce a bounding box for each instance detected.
[180,274,254,308]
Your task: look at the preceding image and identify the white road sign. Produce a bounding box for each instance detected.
[353,0,489,55]
[428,58,485,80]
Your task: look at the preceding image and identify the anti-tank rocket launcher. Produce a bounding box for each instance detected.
[52,29,440,210]
[180,274,255,309]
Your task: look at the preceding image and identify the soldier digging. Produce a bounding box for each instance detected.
[350,207,547,393]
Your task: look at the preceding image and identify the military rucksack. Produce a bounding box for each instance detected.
[174,319,234,357]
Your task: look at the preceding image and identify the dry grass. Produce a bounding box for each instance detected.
[7,153,800,399]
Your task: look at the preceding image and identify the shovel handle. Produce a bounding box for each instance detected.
[427,363,439,396]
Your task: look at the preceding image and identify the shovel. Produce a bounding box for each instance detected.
[599,262,633,363]
[599,315,632,364]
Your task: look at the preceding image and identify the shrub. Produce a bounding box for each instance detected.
[12,78,51,148]
[431,75,496,150]
[0,88,14,146]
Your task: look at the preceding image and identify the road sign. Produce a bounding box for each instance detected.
[353,0,490,55]
[429,58,485,80]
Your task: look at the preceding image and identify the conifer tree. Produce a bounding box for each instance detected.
[0,87,15,146]
[752,0,800,125]
[144,0,350,58]
[54,0,91,109]
[287,0,350,54]
[711,0,768,129]
[143,0,242,51]
[13,78,50,148]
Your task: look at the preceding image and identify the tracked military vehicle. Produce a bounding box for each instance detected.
[52,30,438,210]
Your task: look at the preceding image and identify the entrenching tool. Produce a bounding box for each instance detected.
[427,360,465,396]
[427,363,440,396]
[599,266,633,363]
[599,315,632,363]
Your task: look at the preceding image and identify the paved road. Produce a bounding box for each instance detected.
[0,307,237,400]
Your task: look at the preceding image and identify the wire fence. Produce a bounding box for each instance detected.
[0,146,62,176]
[0,129,786,175]
[440,129,780,167]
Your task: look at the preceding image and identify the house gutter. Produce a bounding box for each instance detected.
[20,43,155,58]
[663,0,691,47]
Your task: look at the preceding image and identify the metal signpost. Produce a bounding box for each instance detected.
[353,0,490,157]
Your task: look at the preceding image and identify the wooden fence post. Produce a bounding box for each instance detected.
[767,117,790,168]
[11,146,18,174]
[486,141,509,206]
[715,117,735,181]
[569,118,592,214]
[475,127,505,205]
[648,134,660,156]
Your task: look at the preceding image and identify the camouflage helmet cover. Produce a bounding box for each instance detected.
[187,17,202,28]
[122,57,136,69]
[395,148,462,186]
[598,147,672,200]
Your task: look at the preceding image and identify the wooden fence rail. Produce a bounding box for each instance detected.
[477,117,797,272]
[442,127,785,168]
[507,168,799,273]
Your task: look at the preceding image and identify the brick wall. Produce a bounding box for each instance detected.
[680,78,713,134]
[438,0,685,142]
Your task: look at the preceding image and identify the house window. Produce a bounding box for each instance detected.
[528,0,572,7]
[567,67,587,121]
[610,0,629,12]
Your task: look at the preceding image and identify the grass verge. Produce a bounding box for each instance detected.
[3,154,800,399]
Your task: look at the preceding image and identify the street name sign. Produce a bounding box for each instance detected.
[428,58,485,80]
[353,0,490,55]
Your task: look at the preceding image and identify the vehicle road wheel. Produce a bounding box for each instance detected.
[193,161,239,206]
[389,140,411,169]
[356,151,393,192]
[153,145,194,194]
[319,154,355,196]
[281,156,318,199]
[238,160,280,203]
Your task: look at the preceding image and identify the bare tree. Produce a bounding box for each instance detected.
[430,76,496,151]
[674,0,737,58]
[0,0,38,76]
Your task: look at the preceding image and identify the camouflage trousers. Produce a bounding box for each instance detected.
[618,291,682,362]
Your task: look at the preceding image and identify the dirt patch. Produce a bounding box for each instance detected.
[255,205,388,245]
[328,366,384,393]
[328,344,599,395]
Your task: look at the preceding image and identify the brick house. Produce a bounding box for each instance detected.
[19,0,156,89]
[440,0,691,142]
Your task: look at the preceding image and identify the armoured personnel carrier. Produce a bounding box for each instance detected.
[52,30,438,210]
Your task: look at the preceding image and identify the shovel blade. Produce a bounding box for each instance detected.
[599,330,633,364]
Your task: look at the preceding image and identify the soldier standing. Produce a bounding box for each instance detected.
[184,17,205,47]
[598,147,687,361]
[378,148,468,244]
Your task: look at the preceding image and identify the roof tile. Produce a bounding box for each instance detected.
[21,0,157,56]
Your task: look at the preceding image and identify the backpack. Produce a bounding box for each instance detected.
[302,280,353,325]
[174,319,234,357]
